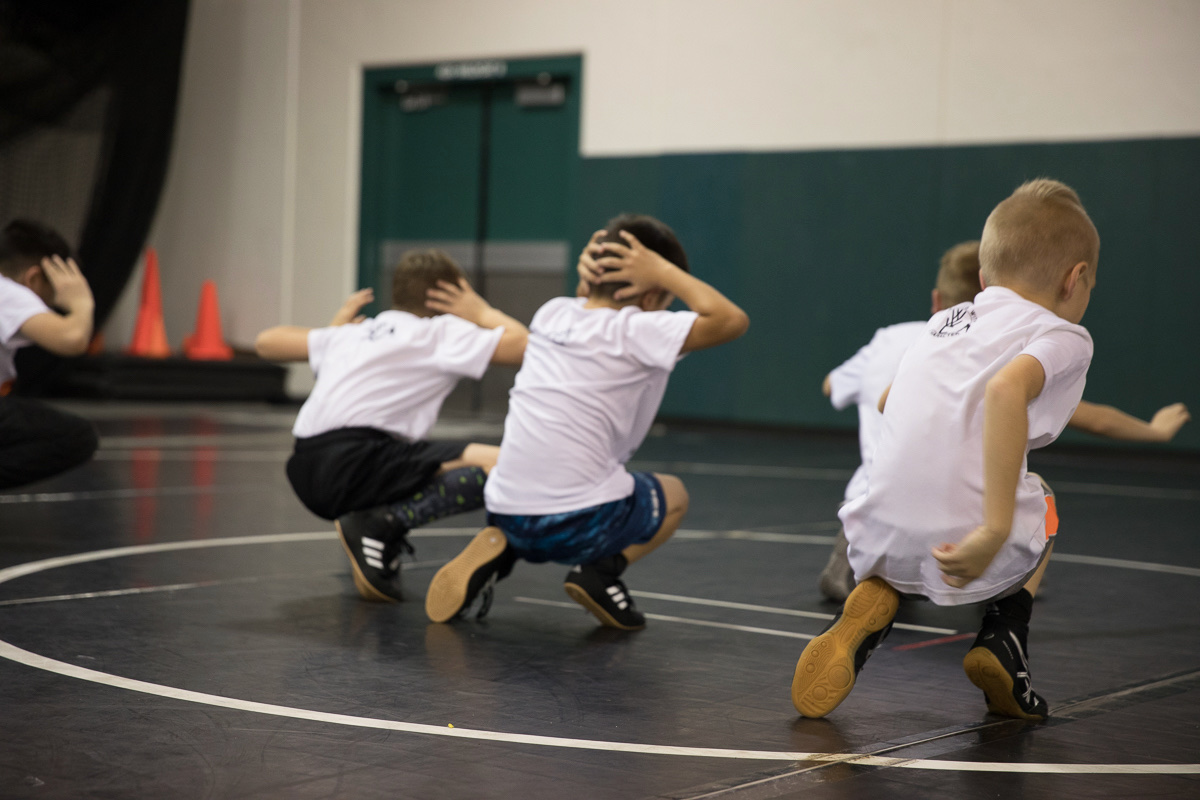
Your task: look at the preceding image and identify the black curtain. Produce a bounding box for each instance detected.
[0,0,189,393]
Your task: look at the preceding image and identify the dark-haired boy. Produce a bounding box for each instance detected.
[425,215,749,629]
[255,249,527,601]
[0,219,98,489]
[793,179,1102,721]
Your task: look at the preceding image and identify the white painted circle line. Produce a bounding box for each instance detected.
[0,638,815,762]
[0,533,1197,774]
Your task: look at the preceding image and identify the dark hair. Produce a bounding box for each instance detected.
[0,219,73,279]
[592,213,689,301]
[391,249,466,315]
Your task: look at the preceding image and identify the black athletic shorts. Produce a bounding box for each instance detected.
[0,396,98,490]
[285,427,466,520]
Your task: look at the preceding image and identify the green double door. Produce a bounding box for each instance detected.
[358,57,581,415]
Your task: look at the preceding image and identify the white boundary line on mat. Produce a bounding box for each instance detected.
[0,533,1197,774]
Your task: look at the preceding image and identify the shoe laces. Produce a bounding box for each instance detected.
[382,536,415,575]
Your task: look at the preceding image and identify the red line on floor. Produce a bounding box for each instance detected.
[892,632,976,651]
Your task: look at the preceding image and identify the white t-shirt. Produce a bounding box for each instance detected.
[0,275,52,391]
[828,320,926,502]
[839,286,1093,605]
[485,297,698,515]
[292,310,503,440]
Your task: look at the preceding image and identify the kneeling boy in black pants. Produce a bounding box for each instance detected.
[0,220,98,489]
[256,250,526,601]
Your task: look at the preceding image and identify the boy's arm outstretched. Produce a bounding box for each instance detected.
[255,288,373,362]
[933,354,1045,588]
[426,278,528,366]
[1068,400,1190,442]
[596,231,749,352]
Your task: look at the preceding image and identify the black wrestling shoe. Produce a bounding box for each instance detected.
[425,527,516,623]
[791,576,899,718]
[563,556,645,631]
[335,506,413,603]
[963,621,1049,721]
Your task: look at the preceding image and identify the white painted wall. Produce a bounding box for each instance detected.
[125,0,1200,394]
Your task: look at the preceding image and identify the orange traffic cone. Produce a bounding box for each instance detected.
[183,280,234,360]
[127,248,171,358]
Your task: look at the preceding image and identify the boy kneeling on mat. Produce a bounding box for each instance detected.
[816,240,1188,603]
[792,179,1099,721]
[425,214,749,629]
[256,250,527,602]
[0,220,98,489]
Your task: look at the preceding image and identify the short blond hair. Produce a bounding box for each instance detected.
[979,178,1099,291]
[936,241,982,307]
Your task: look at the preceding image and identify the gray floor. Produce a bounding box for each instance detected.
[1,402,1198,799]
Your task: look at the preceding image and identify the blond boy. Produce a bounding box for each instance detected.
[793,179,1101,721]
[818,242,1189,601]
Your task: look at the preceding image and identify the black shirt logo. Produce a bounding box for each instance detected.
[932,306,976,338]
[363,319,396,341]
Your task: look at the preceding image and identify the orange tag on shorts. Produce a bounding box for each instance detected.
[1043,494,1059,539]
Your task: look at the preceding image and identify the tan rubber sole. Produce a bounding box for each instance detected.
[563,583,645,631]
[963,646,1046,721]
[791,576,899,718]
[336,520,398,603]
[425,527,508,623]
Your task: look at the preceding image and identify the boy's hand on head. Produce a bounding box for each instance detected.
[932,526,1007,588]
[575,229,607,297]
[1148,402,1190,441]
[41,256,93,313]
[426,277,491,323]
[330,288,374,326]
[594,230,676,301]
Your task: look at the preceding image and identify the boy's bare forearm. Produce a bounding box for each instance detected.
[329,288,373,326]
[62,307,93,352]
[255,325,311,362]
[23,255,95,355]
[20,308,94,356]
[658,267,749,349]
[980,378,1028,540]
[1069,400,1189,442]
[979,355,1045,540]
[1068,402,1148,440]
[475,307,526,334]
[657,267,733,318]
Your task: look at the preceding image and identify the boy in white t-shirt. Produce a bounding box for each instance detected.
[425,215,749,629]
[818,242,1190,602]
[0,219,98,489]
[255,250,527,602]
[792,179,1101,722]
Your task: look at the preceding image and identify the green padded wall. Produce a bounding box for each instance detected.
[574,138,1200,451]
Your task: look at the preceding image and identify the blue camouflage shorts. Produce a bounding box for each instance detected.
[488,471,666,565]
